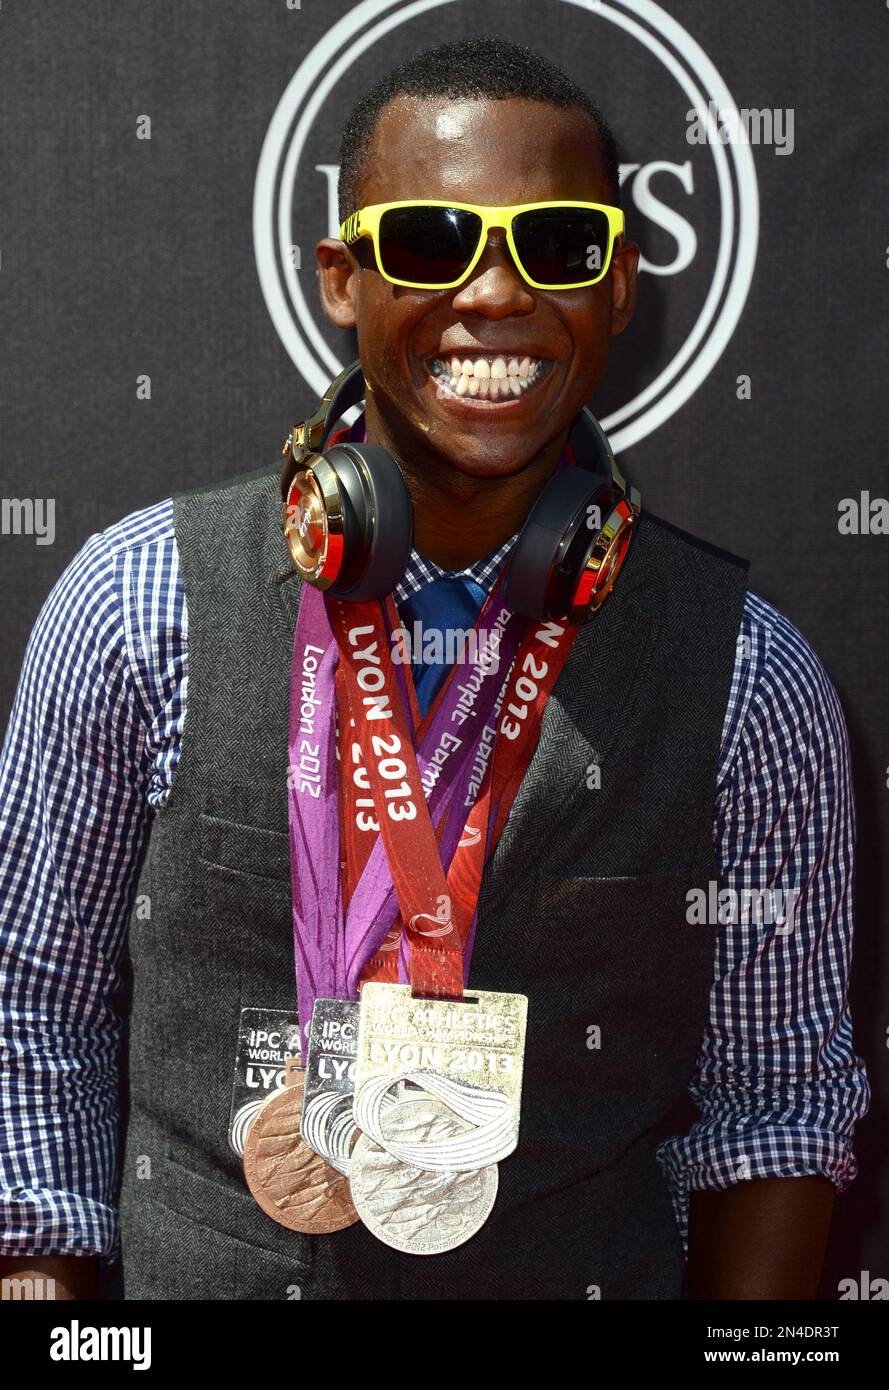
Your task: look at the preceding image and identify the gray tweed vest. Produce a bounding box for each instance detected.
[116,461,748,1301]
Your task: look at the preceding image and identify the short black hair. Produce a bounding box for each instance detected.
[337,36,621,221]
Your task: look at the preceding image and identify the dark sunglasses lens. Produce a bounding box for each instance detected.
[377,206,482,284]
[512,207,612,284]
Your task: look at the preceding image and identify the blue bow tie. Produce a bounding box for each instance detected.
[396,576,488,716]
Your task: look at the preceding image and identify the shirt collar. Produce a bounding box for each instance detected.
[395,532,517,604]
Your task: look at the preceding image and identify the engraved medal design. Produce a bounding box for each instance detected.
[242,1058,359,1234]
[228,1008,301,1157]
[301,999,360,1176]
[354,982,528,1165]
[349,1089,498,1255]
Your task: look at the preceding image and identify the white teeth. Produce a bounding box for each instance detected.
[431,353,547,400]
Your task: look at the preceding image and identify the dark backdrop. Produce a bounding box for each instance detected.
[1,0,886,1296]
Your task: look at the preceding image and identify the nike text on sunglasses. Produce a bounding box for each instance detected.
[338,200,625,291]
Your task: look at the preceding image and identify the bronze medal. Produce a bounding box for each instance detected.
[242,1056,359,1234]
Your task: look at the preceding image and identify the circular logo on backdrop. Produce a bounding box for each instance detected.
[253,0,758,453]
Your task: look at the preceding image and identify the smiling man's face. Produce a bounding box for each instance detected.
[319,92,638,487]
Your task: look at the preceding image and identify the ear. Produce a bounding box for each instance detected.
[609,238,640,336]
[316,237,359,330]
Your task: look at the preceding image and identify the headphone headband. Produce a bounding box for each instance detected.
[283,361,366,478]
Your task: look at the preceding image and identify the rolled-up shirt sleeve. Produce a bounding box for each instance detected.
[657,593,871,1251]
[0,527,154,1256]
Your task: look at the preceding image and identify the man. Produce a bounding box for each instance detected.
[0,38,870,1300]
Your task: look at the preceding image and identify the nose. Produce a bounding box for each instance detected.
[450,226,535,318]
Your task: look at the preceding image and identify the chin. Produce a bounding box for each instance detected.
[431,438,542,480]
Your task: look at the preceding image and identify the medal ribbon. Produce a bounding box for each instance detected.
[288,575,524,1037]
[328,579,532,996]
[328,593,466,1000]
[426,609,582,972]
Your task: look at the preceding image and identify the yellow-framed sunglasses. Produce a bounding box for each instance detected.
[338,199,625,291]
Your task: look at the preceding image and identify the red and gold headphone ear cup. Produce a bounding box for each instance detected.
[325,443,414,601]
[568,494,637,617]
[505,467,618,621]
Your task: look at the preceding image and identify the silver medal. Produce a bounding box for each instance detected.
[349,1087,498,1255]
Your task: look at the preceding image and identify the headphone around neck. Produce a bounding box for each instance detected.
[280,360,640,623]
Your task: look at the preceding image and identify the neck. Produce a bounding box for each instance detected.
[362,404,566,569]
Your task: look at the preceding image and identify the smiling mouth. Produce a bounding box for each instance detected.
[426,352,554,406]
